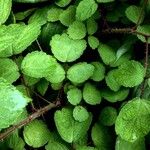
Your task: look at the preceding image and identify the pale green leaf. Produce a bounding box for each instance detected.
[115,136,146,150]
[73,106,89,122]
[88,36,99,50]
[67,62,94,83]
[45,63,65,83]
[90,62,105,82]
[99,106,117,126]
[0,78,28,129]
[67,88,82,105]
[59,5,76,26]
[47,7,63,22]
[125,5,144,24]
[0,0,12,25]
[54,108,92,143]
[0,58,20,83]
[83,82,101,105]
[86,18,98,35]
[23,120,51,148]
[101,88,129,103]
[114,60,145,87]
[50,33,87,62]
[136,25,150,43]
[45,141,69,150]
[76,0,98,21]
[55,0,71,7]
[67,20,86,40]
[115,98,150,142]
[98,43,116,65]
[105,69,121,92]
[21,51,57,78]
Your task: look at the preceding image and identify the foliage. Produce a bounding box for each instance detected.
[0,0,149,149]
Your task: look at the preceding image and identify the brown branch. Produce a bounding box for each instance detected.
[0,102,57,141]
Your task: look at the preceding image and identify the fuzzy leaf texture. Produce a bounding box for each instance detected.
[115,98,150,142]
[0,78,28,129]
[50,33,87,62]
[54,108,92,143]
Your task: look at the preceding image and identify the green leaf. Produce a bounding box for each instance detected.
[50,33,87,62]
[99,106,117,126]
[0,58,20,83]
[73,106,89,122]
[45,141,69,150]
[54,108,92,143]
[67,87,82,105]
[21,51,57,78]
[98,43,116,65]
[13,0,48,3]
[67,62,94,83]
[45,63,65,83]
[47,7,63,22]
[125,5,144,24]
[136,25,150,43]
[0,0,12,25]
[0,78,28,129]
[101,88,129,103]
[90,62,105,82]
[76,0,98,21]
[67,20,86,40]
[23,120,51,148]
[86,18,98,35]
[23,75,40,86]
[115,98,150,142]
[51,82,63,90]
[115,136,146,150]
[36,79,49,96]
[55,0,71,7]
[83,82,101,105]
[76,146,98,150]
[105,69,121,92]
[96,0,114,3]
[88,36,99,50]
[59,5,76,27]
[91,123,113,149]
[114,60,145,87]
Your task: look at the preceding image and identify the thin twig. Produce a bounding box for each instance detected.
[36,39,43,51]
[0,102,57,141]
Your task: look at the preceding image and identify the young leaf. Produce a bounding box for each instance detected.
[45,63,65,83]
[73,106,89,122]
[67,20,86,40]
[91,123,113,149]
[101,88,129,103]
[45,141,69,150]
[0,78,28,129]
[59,5,76,26]
[67,62,94,83]
[76,0,98,21]
[86,18,98,35]
[114,60,145,87]
[23,120,51,148]
[115,98,150,142]
[136,25,150,43]
[105,69,121,92]
[88,36,100,50]
[21,51,57,78]
[83,82,101,105]
[0,0,12,25]
[67,87,82,105]
[50,33,87,62]
[98,43,116,65]
[125,5,144,24]
[47,7,63,22]
[90,62,105,82]
[99,106,117,126]
[115,136,146,150]
[55,0,71,7]
[54,108,92,143]
[0,58,20,83]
